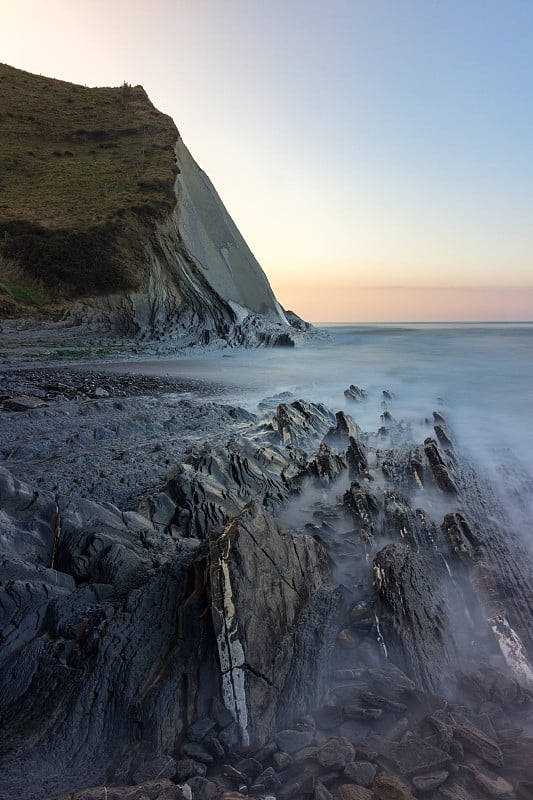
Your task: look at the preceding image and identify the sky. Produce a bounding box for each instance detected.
[2,0,533,321]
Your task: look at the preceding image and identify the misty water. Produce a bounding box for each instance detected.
[103,322,533,529]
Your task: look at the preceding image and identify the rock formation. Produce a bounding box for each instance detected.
[0,64,308,347]
[2,387,533,800]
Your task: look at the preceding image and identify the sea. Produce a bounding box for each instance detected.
[103,322,533,532]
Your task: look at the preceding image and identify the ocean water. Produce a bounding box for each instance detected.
[103,322,533,528]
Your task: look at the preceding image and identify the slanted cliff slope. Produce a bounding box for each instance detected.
[0,64,297,344]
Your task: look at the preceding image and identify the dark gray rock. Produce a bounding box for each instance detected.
[187,717,216,742]
[175,759,208,781]
[274,729,315,753]
[209,503,341,745]
[343,761,376,787]
[318,736,355,769]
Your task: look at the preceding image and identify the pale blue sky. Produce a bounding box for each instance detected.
[2,0,533,319]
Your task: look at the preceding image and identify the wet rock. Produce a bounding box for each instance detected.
[343,705,383,721]
[373,543,454,693]
[3,395,48,411]
[132,756,177,783]
[308,442,346,482]
[57,780,186,799]
[500,736,533,781]
[344,385,368,402]
[336,786,373,800]
[234,758,263,780]
[276,400,336,447]
[221,764,248,784]
[182,743,214,765]
[211,696,236,730]
[517,781,533,800]
[176,759,208,781]
[185,777,219,800]
[346,436,368,477]
[315,705,345,729]
[359,691,408,714]
[275,729,315,753]
[324,411,362,445]
[343,761,376,787]
[273,751,294,770]
[388,734,452,776]
[452,719,503,766]
[372,773,417,800]
[188,717,216,742]
[250,766,282,792]
[209,504,340,745]
[411,770,449,792]
[337,628,360,649]
[318,736,355,769]
[366,664,416,700]
[293,745,320,764]
[424,438,457,492]
[469,765,513,797]
[315,780,335,800]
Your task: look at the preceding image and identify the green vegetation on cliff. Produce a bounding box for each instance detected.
[0,63,178,309]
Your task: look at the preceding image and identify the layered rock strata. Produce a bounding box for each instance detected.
[1,390,533,800]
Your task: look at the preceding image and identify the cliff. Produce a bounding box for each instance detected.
[0,64,301,345]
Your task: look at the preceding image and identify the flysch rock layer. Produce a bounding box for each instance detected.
[2,388,533,800]
[65,137,304,347]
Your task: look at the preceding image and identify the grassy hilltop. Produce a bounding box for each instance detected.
[0,64,178,314]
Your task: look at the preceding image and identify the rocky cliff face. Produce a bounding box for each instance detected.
[72,138,296,345]
[0,64,304,347]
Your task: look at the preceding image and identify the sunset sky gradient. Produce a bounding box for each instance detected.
[2,0,532,321]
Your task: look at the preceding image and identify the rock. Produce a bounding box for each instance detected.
[336,786,374,800]
[176,760,208,781]
[182,743,214,765]
[315,705,345,729]
[517,782,533,800]
[343,761,376,787]
[411,770,449,792]
[359,691,408,714]
[343,705,383,721]
[366,664,416,699]
[211,696,236,729]
[337,628,360,649]
[343,385,368,402]
[388,735,452,776]
[275,729,315,753]
[372,773,417,800]
[276,400,336,447]
[315,780,334,800]
[132,756,177,783]
[93,387,110,398]
[424,438,457,492]
[185,777,219,800]
[469,765,514,797]
[188,717,216,742]
[293,746,320,764]
[56,780,186,800]
[452,719,503,766]
[209,503,341,745]
[250,767,282,792]
[308,442,346,482]
[221,764,248,784]
[373,543,455,694]
[273,751,293,770]
[324,411,362,446]
[3,395,48,411]
[233,758,263,779]
[318,737,355,770]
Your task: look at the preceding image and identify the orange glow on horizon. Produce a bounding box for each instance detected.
[273,283,533,323]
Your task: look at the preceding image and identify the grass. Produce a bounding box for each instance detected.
[0,63,178,303]
[0,279,51,305]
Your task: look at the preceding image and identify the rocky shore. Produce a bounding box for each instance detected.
[1,367,533,800]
